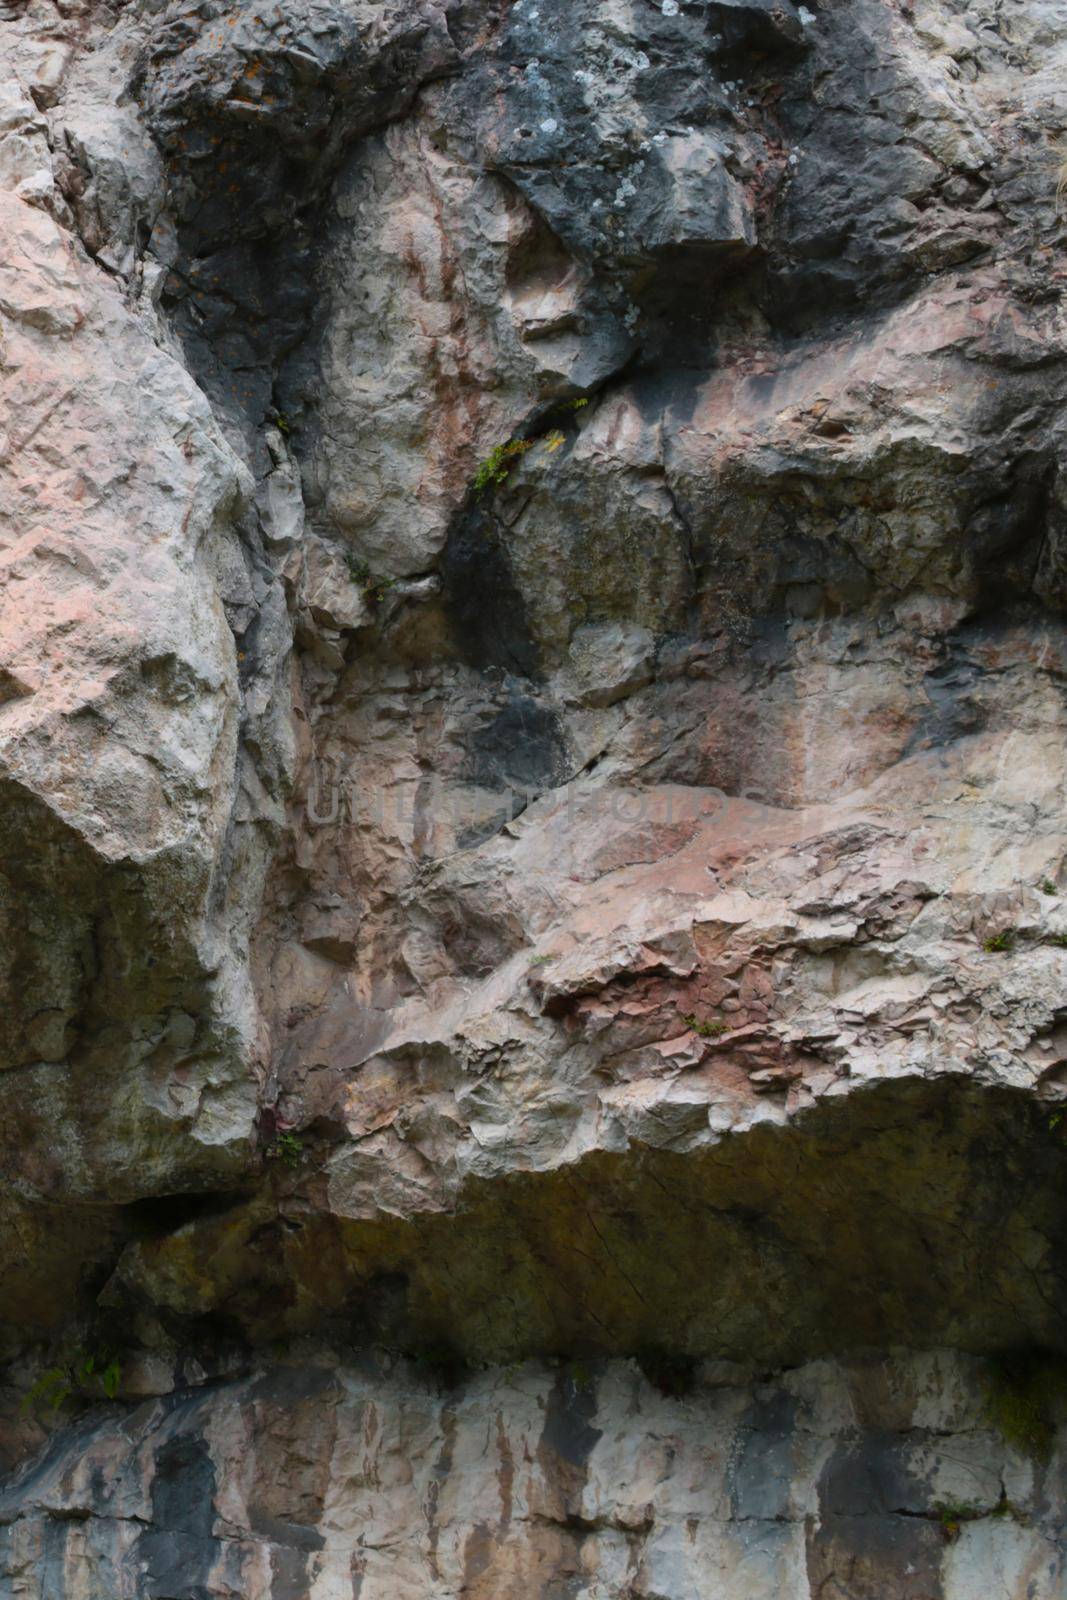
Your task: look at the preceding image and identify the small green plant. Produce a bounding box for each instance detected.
[569,1361,594,1394]
[983,930,1015,953]
[681,1012,728,1038]
[471,400,590,496]
[343,553,395,605]
[936,1493,1026,1541]
[473,437,534,493]
[23,1366,73,1412]
[268,1132,304,1172]
[529,953,552,967]
[274,412,291,437]
[1041,879,1058,895]
[1046,932,1067,949]
[933,1500,983,1542]
[22,1351,121,1413]
[935,1502,967,1541]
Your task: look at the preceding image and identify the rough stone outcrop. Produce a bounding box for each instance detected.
[2,0,1067,1594]
[4,1352,1067,1599]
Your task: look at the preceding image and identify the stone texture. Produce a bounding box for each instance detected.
[1,0,1067,1594]
[2,1352,1066,1600]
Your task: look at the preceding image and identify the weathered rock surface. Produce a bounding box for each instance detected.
[3,1352,1067,1599]
[2,0,1067,1593]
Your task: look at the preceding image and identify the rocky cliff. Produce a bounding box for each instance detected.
[2,0,1067,1594]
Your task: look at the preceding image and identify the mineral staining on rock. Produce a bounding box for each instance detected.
[3,1352,1066,1599]
[2,0,1067,1595]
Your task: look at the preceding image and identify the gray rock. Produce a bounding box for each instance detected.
[1,0,1067,1591]
[1,1352,1064,1599]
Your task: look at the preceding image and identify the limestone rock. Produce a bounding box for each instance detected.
[1,0,1067,1594]
[2,1352,1065,1600]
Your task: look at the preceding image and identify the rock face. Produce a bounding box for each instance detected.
[4,1351,1067,1599]
[1,0,1067,1595]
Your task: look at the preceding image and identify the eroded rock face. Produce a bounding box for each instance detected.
[2,0,1067,1593]
[3,1352,1066,1599]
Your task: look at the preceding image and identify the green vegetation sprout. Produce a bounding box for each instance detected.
[681,1012,728,1038]
[22,1350,122,1412]
[268,1132,304,1172]
[473,438,534,493]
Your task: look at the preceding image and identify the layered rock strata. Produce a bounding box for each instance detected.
[1,0,1067,1594]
